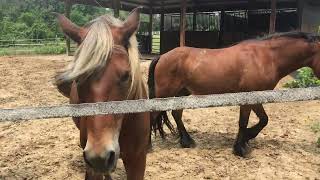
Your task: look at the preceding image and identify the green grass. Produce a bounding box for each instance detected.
[0,44,66,56]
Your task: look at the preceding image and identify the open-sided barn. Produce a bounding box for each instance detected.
[59,0,320,54]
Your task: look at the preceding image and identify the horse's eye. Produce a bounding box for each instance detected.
[120,71,130,82]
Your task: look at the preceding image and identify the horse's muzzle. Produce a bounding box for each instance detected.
[83,150,117,173]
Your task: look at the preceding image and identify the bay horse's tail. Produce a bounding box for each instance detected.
[148,57,175,138]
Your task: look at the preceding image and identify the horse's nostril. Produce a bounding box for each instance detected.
[107,151,116,166]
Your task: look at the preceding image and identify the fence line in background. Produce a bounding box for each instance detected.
[0,38,66,48]
[0,87,319,122]
[0,38,65,42]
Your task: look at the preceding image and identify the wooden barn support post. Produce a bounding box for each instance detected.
[160,2,164,54]
[112,0,120,18]
[269,0,277,34]
[148,8,153,54]
[248,0,256,33]
[218,10,225,47]
[193,8,197,31]
[64,0,72,56]
[180,0,187,47]
[297,0,304,31]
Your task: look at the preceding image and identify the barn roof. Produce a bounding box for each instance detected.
[61,0,302,13]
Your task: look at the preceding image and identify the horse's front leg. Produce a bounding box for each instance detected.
[123,152,146,180]
[85,170,104,180]
[233,105,252,157]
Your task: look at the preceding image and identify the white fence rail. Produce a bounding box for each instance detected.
[0,87,320,122]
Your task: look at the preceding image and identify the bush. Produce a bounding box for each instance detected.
[283,67,320,88]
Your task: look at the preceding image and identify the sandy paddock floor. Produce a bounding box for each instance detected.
[0,55,319,180]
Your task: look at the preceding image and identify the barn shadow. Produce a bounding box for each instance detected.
[151,131,320,155]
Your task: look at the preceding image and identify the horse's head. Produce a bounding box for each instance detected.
[54,7,143,174]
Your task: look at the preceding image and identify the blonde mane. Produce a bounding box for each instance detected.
[55,14,146,99]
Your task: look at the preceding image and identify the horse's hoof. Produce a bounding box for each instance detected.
[180,137,196,148]
[233,142,249,157]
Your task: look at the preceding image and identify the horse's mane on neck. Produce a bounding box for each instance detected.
[55,14,146,99]
[259,31,320,43]
[230,31,320,48]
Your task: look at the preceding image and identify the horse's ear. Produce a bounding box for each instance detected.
[122,7,142,40]
[52,12,84,44]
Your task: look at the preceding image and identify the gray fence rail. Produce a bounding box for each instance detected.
[0,87,320,122]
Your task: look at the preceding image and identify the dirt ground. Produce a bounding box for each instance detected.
[0,55,319,180]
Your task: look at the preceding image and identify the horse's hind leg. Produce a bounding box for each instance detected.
[247,104,268,141]
[172,109,196,148]
[233,105,252,157]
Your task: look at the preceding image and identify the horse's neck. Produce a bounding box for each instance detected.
[272,39,316,78]
[128,78,147,100]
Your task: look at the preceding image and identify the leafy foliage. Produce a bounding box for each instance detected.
[0,1,156,55]
[0,0,109,40]
[0,0,154,39]
[283,67,320,88]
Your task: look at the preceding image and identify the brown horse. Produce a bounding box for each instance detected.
[54,8,149,180]
[148,32,320,157]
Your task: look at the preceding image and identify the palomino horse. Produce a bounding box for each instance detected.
[54,7,149,180]
[148,32,320,157]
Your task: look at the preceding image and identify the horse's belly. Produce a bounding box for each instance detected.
[186,75,240,95]
[185,71,276,95]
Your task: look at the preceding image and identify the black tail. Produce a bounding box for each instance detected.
[148,57,175,138]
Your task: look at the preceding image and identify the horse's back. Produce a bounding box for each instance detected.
[157,42,277,94]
